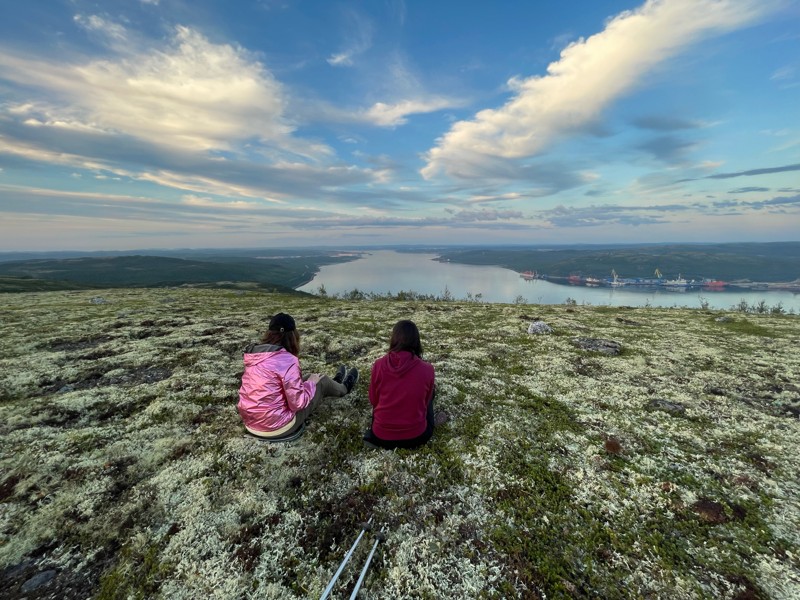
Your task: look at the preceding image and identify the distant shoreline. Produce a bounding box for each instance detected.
[529,273,800,293]
[433,256,800,293]
[432,244,800,290]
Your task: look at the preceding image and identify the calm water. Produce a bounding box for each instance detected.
[297,251,800,311]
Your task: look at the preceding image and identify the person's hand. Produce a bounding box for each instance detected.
[307,373,322,383]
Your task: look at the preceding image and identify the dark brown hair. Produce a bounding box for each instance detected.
[261,328,301,356]
[389,320,423,357]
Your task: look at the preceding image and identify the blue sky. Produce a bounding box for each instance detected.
[0,0,798,250]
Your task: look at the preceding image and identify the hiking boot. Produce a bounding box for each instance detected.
[333,365,347,383]
[342,367,359,393]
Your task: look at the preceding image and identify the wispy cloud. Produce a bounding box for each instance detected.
[632,115,704,131]
[73,14,130,49]
[422,0,777,180]
[0,112,383,204]
[288,213,531,231]
[701,163,800,180]
[444,208,524,222]
[537,203,685,228]
[327,9,373,67]
[770,64,799,89]
[637,135,697,164]
[295,94,461,128]
[728,186,770,194]
[363,98,455,127]
[532,190,800,229]
[0,184,341,224]
[770,65,796,80]
[388,0,407,26]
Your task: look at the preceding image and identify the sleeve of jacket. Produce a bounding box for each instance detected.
[281,358,315,413]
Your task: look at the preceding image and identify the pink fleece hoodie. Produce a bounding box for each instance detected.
[369,350,435,440]
[238,344,317,432]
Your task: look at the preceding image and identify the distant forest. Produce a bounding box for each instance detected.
[434,242,800,283]
[0,251,354,293]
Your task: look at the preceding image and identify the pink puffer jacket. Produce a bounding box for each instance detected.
[237,344,317,432]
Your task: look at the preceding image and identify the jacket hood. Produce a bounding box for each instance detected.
[385,350,420,376]
[243,343,284,366]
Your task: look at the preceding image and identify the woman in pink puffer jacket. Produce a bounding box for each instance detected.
[238,313,358,440]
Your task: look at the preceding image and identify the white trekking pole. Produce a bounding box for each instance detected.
[348,530,385,599]
[319,518,372,600]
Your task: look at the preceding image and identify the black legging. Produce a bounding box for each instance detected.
[364,389,435,450]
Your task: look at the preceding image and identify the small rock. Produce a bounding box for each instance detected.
[646,398,687,416]
[434,411,451,426]
[527,321,553,335]
[715,316,734,323]
[615,316,642,327]
[57,384,76,394]
[90,297,107,304]
[21,570,57,592]
[571,338,622,355]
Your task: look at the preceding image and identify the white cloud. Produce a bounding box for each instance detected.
[1,26,326,159]
[422,0,779,179]
[295,93,459,128]
[363,98,455,127]
[327,52,355,67]
[81,26,297,151]
[181,194,260,209]
[466,192,523,204]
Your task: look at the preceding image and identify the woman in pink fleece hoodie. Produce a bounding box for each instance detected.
[238,313,358,440]
[364,320,438,450]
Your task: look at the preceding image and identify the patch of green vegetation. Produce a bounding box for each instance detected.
[489,443,597,596]
[96,535,176,600]
[0,276,90,293]
[717,319,775,337]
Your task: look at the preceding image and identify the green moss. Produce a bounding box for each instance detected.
[95,537,175,600]
[717,319,775,337]
[489,446,588,594]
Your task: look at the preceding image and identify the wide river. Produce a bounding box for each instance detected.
[297,251,800,311]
